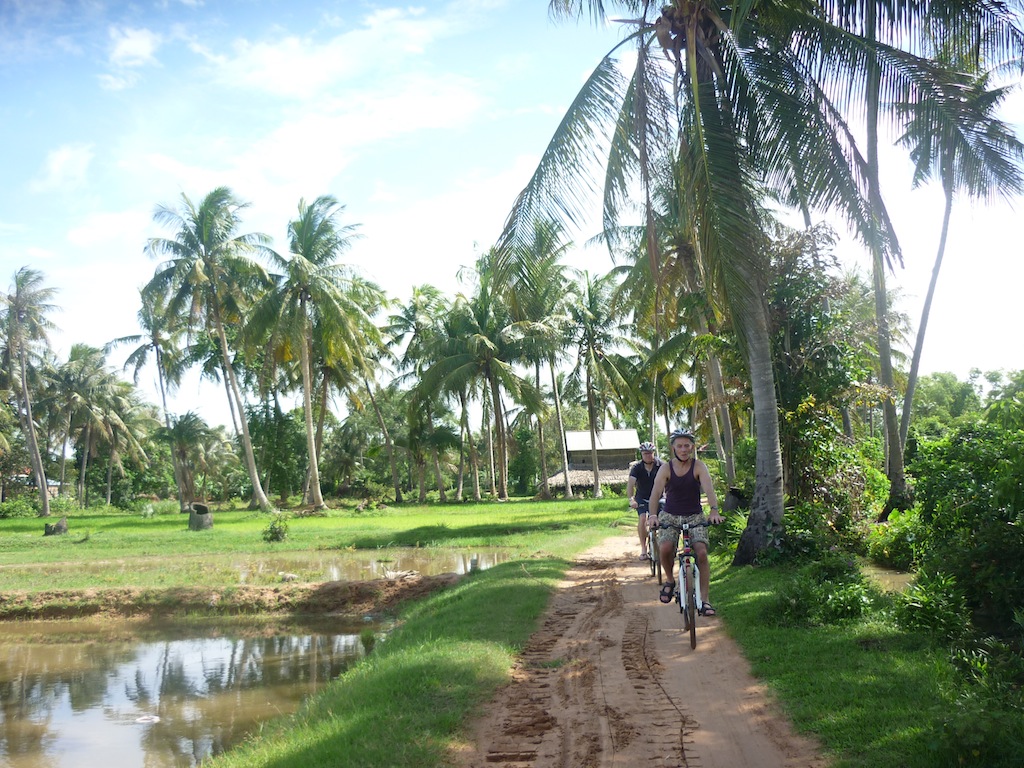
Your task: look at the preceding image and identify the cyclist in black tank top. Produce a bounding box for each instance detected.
[648,430,724,614]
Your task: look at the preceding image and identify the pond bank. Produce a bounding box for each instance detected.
[0,571,461,621]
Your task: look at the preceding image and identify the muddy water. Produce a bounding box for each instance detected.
[860,560,915,592]
[0,549,510,765]
[0,620,370,768]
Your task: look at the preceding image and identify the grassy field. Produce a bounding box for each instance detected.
[0,497,966,768]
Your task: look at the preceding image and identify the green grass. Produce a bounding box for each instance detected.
[712,555,953,768]
[1,498,972,767]
[0,497,624,591]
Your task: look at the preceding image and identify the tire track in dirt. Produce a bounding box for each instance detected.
[454,535,830,768]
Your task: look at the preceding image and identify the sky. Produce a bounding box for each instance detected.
[1,0,1022,430]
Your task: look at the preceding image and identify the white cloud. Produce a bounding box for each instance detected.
[109,26,161,67]
[29,143,94,192]
[66,209,152,248]
[208,8,452,99]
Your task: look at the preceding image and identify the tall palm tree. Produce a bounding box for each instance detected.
[567,270,632,498]
[419,256,539,500]
[498,219,576,498]
[896,72,1024,452]
[47,344,108,501]
[247,195,375,510]
[821,0,1024,515]
[503,1,1000,561]
[108,290,188,510]
[143,187,275,512]
[2,267,57,515]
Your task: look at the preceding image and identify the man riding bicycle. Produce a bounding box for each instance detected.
[649,429,723,614]
[627,441,663,560]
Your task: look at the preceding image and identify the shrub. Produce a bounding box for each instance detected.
[0,497,37,518]
[866,507,924,570]
[261,514,290,543]
[772,502,869,563]
[761,555,875,627]
[893,569,967,643]
[909,423,1024,634]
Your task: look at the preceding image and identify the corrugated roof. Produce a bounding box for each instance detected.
[564,429,639,452]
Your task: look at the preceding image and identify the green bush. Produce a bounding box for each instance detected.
[261,513,290,543]
[866,507,924,570]
[774,502,869,562]
[761,555,874,627]
[910,423,1024,634]
[0,497,36,518]
[893,569,966,643]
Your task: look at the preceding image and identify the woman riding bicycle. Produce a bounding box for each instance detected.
[648,429,723,614]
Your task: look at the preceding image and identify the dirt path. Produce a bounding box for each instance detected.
[453,533,831,768]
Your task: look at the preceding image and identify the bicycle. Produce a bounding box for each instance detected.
[639,501,663,583]
[661,519,710,649]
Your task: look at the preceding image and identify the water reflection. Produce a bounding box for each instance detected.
[0,623,368,768]
[235,547,507,584]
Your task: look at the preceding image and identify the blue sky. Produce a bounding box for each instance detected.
[2,0,1021,428]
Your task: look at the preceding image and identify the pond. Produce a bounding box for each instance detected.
[0,548,513,766]
[860,560,915,593]
[0,618,373,768]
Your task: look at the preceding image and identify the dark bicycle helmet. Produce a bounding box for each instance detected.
[669,428,696,443]
[638,441,656,452]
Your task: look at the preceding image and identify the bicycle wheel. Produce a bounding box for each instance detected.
[687,565,698,649]
[649,531,660,581]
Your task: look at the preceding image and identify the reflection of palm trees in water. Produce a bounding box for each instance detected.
[0,630,366,767]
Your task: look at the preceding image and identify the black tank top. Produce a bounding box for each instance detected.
[663,458,701,516]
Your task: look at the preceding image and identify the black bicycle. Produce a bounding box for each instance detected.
[638,500,662,582]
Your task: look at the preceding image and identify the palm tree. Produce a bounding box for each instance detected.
[418,256,539,500]
[47,344,108,502]
[498,219,576,498]
[247,195,376,510]
[157,412,214,509]
[502,1,1005,561]
[896,72,1024,452]
[567,270,632,498]
[108,290,188,510]
[2,267,57,515]
[144,187,275,512]
[823,0,1024,515]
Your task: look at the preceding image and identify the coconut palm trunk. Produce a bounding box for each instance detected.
[298,302,326,510]
[550,359,574,498]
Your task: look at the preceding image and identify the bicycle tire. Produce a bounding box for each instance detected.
[648,530,660,581]
[687,565,698,649]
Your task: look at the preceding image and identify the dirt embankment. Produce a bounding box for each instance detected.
[0,571,460,622]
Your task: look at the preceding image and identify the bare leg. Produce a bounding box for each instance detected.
[637,515,648,555]
[659,537,676,585]
[695,542,711,603]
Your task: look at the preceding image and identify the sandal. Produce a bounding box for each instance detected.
[699,603,717,616]
[659,582,675,604]
[639,553,649,561]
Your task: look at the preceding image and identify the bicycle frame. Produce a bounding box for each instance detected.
[663,519,709,649]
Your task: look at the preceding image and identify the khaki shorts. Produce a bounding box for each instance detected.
[657,512,709,547]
